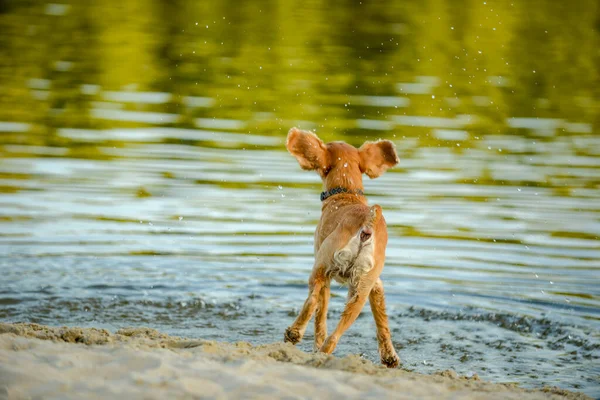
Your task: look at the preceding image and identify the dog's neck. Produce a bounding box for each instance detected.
[321,168,365,202]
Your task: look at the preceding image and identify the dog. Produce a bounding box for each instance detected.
[283,127,400,368]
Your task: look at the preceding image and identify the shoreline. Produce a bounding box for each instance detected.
[0,323,592,399]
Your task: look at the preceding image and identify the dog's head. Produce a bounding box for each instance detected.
[286,127,399,189]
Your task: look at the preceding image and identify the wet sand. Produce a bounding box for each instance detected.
[0,323,591,400]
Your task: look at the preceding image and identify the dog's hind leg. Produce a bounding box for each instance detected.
[319,278,374,354]
[286,223,351,347]
[313,282,330,351]
[284,269,325,345]
[369,278,400,368]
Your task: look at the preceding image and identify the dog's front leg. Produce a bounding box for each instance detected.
[369,278,400,368]
[319,280,372,354]
[313,282,330,351]
[284,270,325,345]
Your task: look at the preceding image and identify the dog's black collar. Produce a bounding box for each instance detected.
[320,187,364,201]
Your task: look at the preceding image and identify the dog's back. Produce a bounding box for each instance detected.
[316,196,387,286]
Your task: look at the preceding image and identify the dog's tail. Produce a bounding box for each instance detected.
[360,205,382,242]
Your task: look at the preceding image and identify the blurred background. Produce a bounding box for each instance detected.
[0,0,599,396]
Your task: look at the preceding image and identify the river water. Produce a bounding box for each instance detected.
[0,0,599,397]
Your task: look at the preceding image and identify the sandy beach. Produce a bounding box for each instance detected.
[0,323,591,400]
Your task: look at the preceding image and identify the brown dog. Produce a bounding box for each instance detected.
[283,127,400,368]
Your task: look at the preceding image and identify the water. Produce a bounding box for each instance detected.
[0,0,599,397]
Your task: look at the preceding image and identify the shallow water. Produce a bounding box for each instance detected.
[1,0,599,397]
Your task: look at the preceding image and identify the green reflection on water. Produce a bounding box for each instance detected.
[0,0,597,141]
[0,1,598,244]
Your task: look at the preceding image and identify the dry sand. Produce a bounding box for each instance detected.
[0,323,591,400]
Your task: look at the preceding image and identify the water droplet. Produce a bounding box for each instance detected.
[343,162,348,167]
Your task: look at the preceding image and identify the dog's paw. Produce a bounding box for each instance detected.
[284,327,301,345]
[381,352,400,368]
[319,335,337,354]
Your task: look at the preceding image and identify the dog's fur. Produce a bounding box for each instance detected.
[283,127,400,368]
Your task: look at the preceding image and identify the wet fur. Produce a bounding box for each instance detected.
[283,128,400,368]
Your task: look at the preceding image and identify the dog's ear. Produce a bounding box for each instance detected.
[286,127,329,174]
[359,140,399,178]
